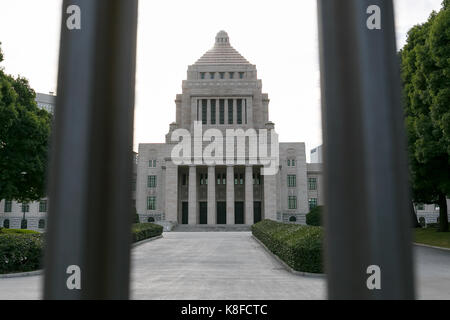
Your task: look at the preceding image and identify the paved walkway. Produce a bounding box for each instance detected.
[131,232,325,299]
[0,232,449,299]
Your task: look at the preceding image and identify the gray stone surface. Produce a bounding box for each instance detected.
[1,234,449,300]
[131,232,325,300]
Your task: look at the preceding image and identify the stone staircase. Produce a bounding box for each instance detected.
[172,224,252,232]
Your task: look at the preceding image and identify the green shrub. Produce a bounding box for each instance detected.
[252,219,323,273]
[131,223,163,243]
[0,233,44,274]
[306,206,323,226]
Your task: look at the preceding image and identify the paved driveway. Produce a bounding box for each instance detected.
[0,232,448,300]
[131,232,325,299]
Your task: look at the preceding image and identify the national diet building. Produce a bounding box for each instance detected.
[136,31,324,227]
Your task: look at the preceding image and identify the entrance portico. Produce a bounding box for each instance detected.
[168,164,266,225]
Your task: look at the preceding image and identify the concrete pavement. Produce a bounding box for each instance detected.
[0,232,448,299]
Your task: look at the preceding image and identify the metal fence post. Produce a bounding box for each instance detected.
[44,0,138,299]
[317,0,415,299]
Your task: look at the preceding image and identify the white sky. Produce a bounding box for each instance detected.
[0,0,443,160]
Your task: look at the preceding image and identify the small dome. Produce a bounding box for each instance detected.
[215,30,229,45]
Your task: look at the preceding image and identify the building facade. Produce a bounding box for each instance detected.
[136,31,324,226]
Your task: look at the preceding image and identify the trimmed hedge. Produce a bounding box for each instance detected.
[131,223,163,243]
[306,206,323,226]
[0,233,44,274]
[252,219,323,273]
[0,223,162,275]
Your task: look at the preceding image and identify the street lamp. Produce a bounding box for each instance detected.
[20,172,27,227]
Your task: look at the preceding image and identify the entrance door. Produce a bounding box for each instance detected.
[254,201,262,223]
[182,202,188,224]
[235,202,244,224]
[217,202,226,224]
[199,202,207,224]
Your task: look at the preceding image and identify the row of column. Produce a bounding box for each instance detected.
[190,165,254,225]
[165,164,277,224]
[199,99,247,125]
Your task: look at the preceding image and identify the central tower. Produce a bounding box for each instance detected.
[166,30,270,141]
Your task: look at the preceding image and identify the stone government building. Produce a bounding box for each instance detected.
[1,31,448,231]
[136,31,325,226]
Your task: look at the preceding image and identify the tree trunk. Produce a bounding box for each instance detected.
[438,193,449,232]
[409,201,421,228]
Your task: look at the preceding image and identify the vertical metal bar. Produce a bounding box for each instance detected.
[44,0,138,299]
[317,0,415,299]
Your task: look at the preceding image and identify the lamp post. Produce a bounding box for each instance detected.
[21,172,27,227]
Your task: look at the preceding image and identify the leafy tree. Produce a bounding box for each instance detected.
[306,206,323,226]
[0,42,52,203]
[400,1,450,232]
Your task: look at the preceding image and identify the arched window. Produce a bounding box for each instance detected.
[3,219,9,229]
[21,219,27,229]
[289,216,297,222]
[39,219,46,229]
[147,217,155,223]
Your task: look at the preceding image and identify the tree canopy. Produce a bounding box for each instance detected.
[0,43,52,203]
[400,1,450,232]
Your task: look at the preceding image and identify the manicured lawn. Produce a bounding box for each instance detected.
[0,228,39,235]
[414,226,450,249]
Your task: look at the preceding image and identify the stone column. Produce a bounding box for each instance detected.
[233,99,237,124]
[207,166,216,224]
[264,173,277,221]
[226,166,235,225]
[164,162,178,223]
[216,98,219,125]
[188,165,197,224]
[245,165,254,225]
[206,99,211,125]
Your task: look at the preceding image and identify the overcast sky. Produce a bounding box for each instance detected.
[0,0,443,160]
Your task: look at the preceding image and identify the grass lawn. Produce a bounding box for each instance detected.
[0,228,39,235]
[414,226,450,249]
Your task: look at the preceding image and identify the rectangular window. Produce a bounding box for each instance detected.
[39,200,47,212]
[219,72,225,79]
[292,159,296,167]
[239,72,245,79]
[211,100,216,124]
[229,72,234,79]
[239,174,244,185]
[148,175,157,188]
[200,174,204,185]
[182,174,187,186]
[228,99,233,124]
[287,160,291,167]
[4,200,12,213]
[217,174,221,185]
[237,99,242,124]
[200,72,205,79]
[202,99,207,125]
[210,72,215,79]
[257,174,261,185]
[309,198,318,210]
[205,174,208,185]
[288,175,297,187]
[308,178,317,190]
[149,160,156,168]
[288,196,297,210]
[234,174,238,185]
[22,203,29,213]
[219,99,225,124]
[416,203,424,211]
[222,174,226,185]
[147,197,156,210]
[153,160,157,167]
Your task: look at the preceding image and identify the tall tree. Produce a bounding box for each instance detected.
[0,43,52,203]
[400,1,450,232]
